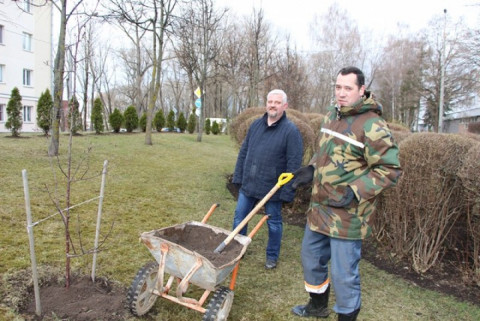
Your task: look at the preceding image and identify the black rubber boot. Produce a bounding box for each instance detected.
[338,308,360,321]
[291,286,330,318]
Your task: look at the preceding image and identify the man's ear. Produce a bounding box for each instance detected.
[359,85,366,96]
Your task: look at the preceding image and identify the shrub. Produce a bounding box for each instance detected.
[457,142,480,283]
[387,121,410,132]
[6,87,23,137]
[468,121,480,134]
[139,113,147,132]
[286,109,312,126]
[391,130,412,144]
[205,118,211,135]
[308,113,324,135]
[230,107,264,145]
[187,112,196,134]
[36,89,53,135]
[154,110,165,132]
[211,120,220,135]
[91,97,104,134]
[287,114,316,164]
[177,112,187,133]
[124,106,139,132]
[166,110,175,131]
[375,132,473,273]
[109,108,124,133]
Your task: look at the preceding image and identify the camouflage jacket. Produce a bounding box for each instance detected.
[307,93,402,240]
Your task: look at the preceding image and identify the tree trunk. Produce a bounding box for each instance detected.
[48,0,68,156]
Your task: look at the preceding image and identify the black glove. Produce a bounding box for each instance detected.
[292,165,315,189]
[328,186,356,208]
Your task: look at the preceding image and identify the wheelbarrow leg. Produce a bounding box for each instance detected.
[156,243,169,293]
[176,257,203,298]
[229,215,269,290]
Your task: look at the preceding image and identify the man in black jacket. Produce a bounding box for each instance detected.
[232,89,303,269]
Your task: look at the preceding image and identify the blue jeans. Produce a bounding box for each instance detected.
[301,226,362,314]
[233,192,283,262]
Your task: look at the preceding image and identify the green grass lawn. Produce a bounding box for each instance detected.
[0,132,479,320]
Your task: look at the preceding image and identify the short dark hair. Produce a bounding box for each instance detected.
[338,66,365,87]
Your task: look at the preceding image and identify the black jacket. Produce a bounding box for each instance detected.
[233,112,303,202]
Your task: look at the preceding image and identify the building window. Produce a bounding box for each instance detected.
[0,25,4,44]
[0,65,4,82]
[23,69,32,86]
[0,104,4,121]
[24,0,31,13]
[23,106,32,122]
[23,32,32,51]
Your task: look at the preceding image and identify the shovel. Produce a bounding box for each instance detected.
[214,172,294,254]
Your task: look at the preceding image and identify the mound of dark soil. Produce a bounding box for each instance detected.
[21,275,129,321]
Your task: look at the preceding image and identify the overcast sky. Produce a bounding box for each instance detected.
[216,0,480,50]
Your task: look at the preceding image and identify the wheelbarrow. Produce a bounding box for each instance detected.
[126,173,293,320]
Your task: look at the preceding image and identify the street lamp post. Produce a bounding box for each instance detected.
[438,9,447,133]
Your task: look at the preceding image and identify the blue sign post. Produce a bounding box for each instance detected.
[195,98,202,108]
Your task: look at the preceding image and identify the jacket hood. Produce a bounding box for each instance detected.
[336,91,383,119]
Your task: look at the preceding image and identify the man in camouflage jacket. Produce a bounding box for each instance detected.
[291,67,402,321]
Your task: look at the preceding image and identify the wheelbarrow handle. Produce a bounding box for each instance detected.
[214,173,294,254]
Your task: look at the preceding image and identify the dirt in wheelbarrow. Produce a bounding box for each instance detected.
[156,224,244,267]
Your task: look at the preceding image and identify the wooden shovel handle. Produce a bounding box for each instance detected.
[214,173,294,253]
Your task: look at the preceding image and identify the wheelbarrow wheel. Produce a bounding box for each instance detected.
[202,286,234,321]
[127,261,159,316]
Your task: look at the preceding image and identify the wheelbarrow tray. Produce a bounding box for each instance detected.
[140,221,251,291]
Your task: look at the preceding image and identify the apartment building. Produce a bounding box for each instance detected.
[0,0,53,133]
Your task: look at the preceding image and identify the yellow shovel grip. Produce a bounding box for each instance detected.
[276,173,294,187]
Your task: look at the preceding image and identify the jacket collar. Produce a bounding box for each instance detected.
[334,91,382,120]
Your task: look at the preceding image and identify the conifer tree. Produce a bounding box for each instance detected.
[109,108,124,133]
[205,118,211,135]
[187,112,196,134]
[91,97,104,134]
[5,87,23,137]
[167,110,175,131]
[69,96,82,134]
[124,105,139,132]
[176,112,187,133]
[211,120,220,135]
[154,110,166,132]
[139,113,147,132]
[36,89,53,135]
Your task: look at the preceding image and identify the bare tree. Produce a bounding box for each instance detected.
[106,1,150,116]
[268,39,310,111]
[175,0,225,142]
[375,30,424,125]
[460,15,480,88]
[163,57,189,116]
[216,17,249,116]
[242,8,277,108]
[48,0,86,156]
[420,14,478,131]
[107,0,177,145]
[307,3,364,113]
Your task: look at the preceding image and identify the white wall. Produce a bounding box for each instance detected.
[0,1,52,133]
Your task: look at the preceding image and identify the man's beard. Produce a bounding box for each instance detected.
[268,110,278,118]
